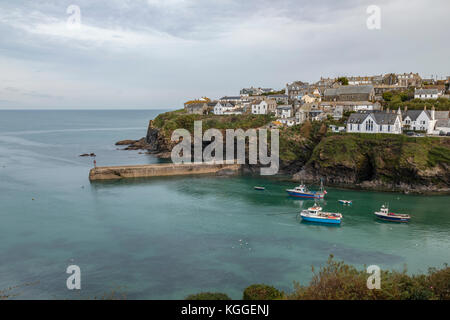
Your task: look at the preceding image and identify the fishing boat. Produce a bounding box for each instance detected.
[286,180,327,199]
[300,205,342,224]
[374,205,410,223]
[338,200,352,205]
[254,186,265,191]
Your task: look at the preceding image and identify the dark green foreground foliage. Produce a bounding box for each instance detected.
[243,284,283,300]
[287,255,449,300]
[186,256,450,300]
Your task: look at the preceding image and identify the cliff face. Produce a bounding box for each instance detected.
[293,135,450,193]
[146,120,172,155]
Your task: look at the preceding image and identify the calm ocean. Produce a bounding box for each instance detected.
[0,110,449,299]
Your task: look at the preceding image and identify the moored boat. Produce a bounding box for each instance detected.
[300,206,342,224]
[254,186,265,191]
[286,181,327,199]
[374,205,410,223]
[338,200,352,205]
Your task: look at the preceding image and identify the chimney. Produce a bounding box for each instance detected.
[387,107,390,113]
[431,106,435,120]
[424,106,427,111]
[404,106,408,112]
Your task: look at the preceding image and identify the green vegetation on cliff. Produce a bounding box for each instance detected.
[152,110,274,136]
[307,133,450,185]
[383,89,450,110]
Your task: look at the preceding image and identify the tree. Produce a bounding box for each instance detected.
[337,77,349,85]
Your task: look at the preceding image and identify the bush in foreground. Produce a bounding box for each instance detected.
[286,255,450,300]
[243,284,283,300]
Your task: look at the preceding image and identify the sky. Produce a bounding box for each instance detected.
[0,0,449,109]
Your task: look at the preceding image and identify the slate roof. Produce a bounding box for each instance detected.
[415,89,438,95]
[436,119,450,128]
[324,85,374,97]
[276,105,292,110]
[323,88,339,97]
[220,96,241,100]
[336,85,374,94]
[347,111,399,125]
[402,110,428,121]
[435,111,450,119]
[347,112,369,124]
[372,112,400,125]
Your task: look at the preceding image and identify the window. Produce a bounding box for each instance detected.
[365,119,374,131]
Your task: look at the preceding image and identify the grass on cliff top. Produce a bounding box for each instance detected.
[152,110,275,135]
[309,133,450,171]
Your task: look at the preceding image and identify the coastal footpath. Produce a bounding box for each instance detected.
[117,111,450,194]
[89,163,241,181]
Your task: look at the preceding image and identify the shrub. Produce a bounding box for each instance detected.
[243,284,283,300]
[286,255,450,300]
[185,292,231,300]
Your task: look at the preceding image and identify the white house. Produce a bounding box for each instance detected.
[214,102,235,115]
[251,100,268,115]
[414,89,439,99]
[347,111,402,134]
[276,105,293,118]
[279,118,296,127]
[219,96,242,103]
[402,107,437,133]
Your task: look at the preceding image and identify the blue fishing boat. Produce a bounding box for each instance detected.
[300,205,342,224]
[374,205,410,223]
[286,180,327,199]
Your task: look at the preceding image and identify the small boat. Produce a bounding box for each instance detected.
[338,200,352,205]
[374,205,410,223]
[254,186,265,191]
[286,180,327,199]
[300,205,342,224]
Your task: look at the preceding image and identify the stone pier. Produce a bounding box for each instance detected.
[89,162,241,181]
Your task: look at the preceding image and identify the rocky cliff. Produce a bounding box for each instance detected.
[294,134,450,194]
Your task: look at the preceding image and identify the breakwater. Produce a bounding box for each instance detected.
[89,163,241,181]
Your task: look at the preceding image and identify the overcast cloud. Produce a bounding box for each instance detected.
[0,0,449,109]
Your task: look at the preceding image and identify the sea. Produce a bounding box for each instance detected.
[0,110,449,299]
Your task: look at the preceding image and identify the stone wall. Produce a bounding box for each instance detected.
[89,163,242,181]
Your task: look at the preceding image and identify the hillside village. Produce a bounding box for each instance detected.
[183,73,450,136]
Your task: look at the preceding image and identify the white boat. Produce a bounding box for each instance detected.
[286,180,327,199]
[338,200,352,205]
[374,205,410,223]
[300,206,342,224]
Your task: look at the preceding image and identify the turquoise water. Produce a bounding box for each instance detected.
[0,110,449,300]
